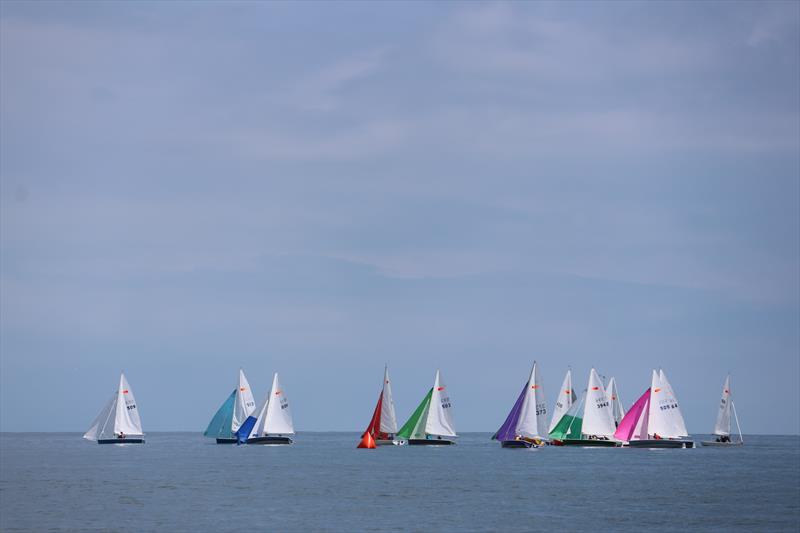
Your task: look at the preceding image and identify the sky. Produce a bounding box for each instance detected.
[1,1,798,434]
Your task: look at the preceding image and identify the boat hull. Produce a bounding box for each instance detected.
[500,440,533,449]
[247,436,293,445]
[701,440,743,447]
[97,438,145,444]
[215,438,238,444]
[408,438,455,446]
[627,439,694,449]
[561,439,620,447]
[375,439,402,446]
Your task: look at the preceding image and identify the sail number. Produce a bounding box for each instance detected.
[536,402,547,416]
[126,404,137,411]
[595,401,609,409]
[280,398,289,410]
[440,396,452,409]
[659,402,679,411]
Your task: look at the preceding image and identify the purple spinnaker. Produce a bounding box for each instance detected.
[614,388,650,441]
[493,382,528,441]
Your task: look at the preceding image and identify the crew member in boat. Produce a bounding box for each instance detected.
[117,431,125,440]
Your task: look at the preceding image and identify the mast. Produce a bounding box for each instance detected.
[732,401,744,444]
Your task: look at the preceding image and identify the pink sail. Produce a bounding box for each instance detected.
[614,388,650,441]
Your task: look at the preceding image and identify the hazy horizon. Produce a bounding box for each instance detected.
[1,1,798,435]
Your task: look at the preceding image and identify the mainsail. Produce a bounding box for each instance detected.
[649,369,689,438]
[581,368,617,438]
[425,370,457,438]
[713,375,732,436]
[549,369,577,432]
[363,365,399,440]
[84,373,144,441]
[379,366,398,436]
[606,377,625,426]
[232,369,256,433]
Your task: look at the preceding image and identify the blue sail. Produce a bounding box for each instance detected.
[235,416,257,444]
[204,390,236,439]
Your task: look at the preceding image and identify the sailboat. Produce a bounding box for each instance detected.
[492,361,548,448]
[83,373,144,444]
[549,368,620,447]
[614,369,694,448]
[549,369,577,433]
[701,375,743,446]
[397,369,457,445]
[236,373,294,445]
[204,369,256,443]
[606,376,625,427]
[358,365,401,447]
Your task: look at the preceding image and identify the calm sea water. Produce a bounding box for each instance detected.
[1,433,798,532]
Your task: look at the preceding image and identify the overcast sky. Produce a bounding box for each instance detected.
[1,1,798,434]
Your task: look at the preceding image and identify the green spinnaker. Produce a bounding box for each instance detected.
[548,413,583,440]
[397,388,433,439]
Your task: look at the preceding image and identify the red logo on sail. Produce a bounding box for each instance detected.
[123,390,129,394]
[240,387,247,391]
[275,390,282,395]
[437,387,445,391]
[591,386,599,391]
[654,388,662,393]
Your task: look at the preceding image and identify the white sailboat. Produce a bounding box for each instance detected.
[549,369,577,433]
[617,369,694,448]
[606,376,625,427]
[701,375,743,446]
[397,369,457,445]
[241,372,295,445]
[84,373,144,444]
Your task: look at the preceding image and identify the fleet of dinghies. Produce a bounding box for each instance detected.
[85,366,744,449]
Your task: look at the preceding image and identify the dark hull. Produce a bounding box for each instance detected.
[215,438,238,444]
[246,436,293,445]
[627,439,694,449]
[500,440,533,449]
[562,439,620,447]
[408,438,455,446]
[98,438,145,444]
[701,441,743,447]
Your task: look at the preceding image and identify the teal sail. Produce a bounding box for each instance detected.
[204,390,236,439]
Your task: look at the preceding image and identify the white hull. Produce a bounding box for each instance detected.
[375,439,403,446]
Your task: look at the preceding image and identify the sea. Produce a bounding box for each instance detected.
[1,433,798,532]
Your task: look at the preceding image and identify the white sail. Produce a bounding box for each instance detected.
[250,373,294,438]
[113,373,143,436]
[581,368,617,438]
[83,392,116,441]
[379,365,398,434]
[606,377,625,425]
[515,361,548,438]
[648,369,689,438]
[232,368,256,432]
[713,375,732,436]
[425,369,457,437]
[549,369,576,432]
